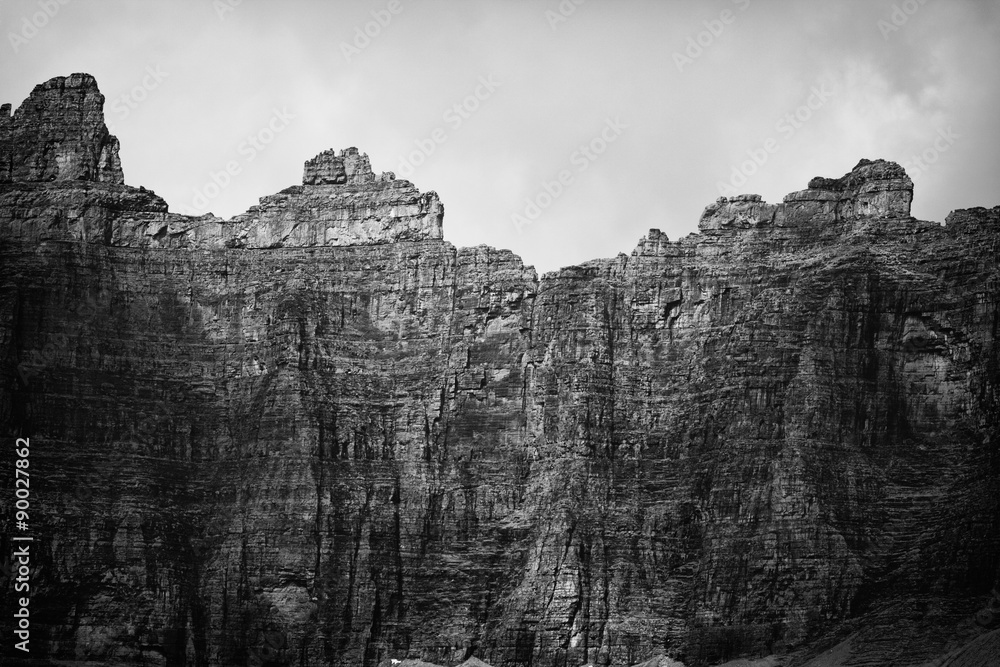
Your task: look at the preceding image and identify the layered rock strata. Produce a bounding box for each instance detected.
[1,74,999,667]
[0,73,123,184]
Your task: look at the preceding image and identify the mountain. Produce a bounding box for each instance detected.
[1,73,998,667]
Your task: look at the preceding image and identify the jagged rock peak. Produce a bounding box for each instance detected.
[807,157,910,192]
[699,193,777,231]
[632,228,675,257]
[700,158,914,231]
[783,157,913,220]
[0,72,123,184]
[303,146,395,186]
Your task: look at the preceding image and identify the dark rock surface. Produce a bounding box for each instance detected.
[1,74,998,667]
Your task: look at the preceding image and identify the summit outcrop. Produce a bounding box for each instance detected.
[698,158,913,231]
[0,72,123,184]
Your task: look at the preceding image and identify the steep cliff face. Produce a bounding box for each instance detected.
[1,74,998,667]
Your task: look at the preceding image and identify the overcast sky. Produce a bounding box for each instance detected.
[3,0,998,273]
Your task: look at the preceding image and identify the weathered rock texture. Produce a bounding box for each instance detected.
[1,74,999,667]
[0,73,123,184]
